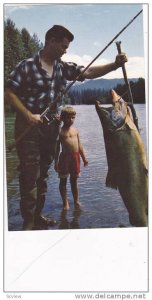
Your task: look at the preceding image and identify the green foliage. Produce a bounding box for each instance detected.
[4,18,43,112]
[114,78,145,104]
[4,19,145,107]
[4,18,43,88]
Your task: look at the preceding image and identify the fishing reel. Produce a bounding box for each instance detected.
[42,108,62,126]
[42,112,57,125]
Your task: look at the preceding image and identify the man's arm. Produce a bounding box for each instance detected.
[4,88,42,125]
[81,53,127,79]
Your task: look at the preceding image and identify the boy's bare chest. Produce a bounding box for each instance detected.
[61,129,77,142]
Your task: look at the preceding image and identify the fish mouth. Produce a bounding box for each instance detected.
[95,100,101,110]
[95,89,122,109]
[111,89,122,104]
[95,100,106,116]
[95,90,128,130]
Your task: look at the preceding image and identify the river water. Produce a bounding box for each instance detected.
[5,104,147,231]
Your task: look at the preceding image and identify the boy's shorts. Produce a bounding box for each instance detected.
[58,152,80,178]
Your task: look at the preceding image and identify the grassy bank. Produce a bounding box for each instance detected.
[4,113,19,183]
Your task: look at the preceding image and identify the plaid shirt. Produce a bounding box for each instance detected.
[7,50,84,113]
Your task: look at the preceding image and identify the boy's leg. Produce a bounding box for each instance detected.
[59,178,70,210]
[70,176,80,208]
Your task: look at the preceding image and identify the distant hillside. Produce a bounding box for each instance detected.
[68,77,145,104]
[71,78,138,92]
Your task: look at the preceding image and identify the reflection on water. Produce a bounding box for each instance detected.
[5,104,147,231]
[58,208,82,229]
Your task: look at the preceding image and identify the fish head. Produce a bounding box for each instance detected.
[95,89,128,132]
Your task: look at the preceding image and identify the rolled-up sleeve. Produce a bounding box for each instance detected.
[7,61,26,94]
[61,61,85,81]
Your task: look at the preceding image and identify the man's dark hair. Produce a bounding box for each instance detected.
[45,25,74,43]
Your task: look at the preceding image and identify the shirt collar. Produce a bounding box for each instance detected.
[34,49,59,69]
[34,49,43,67]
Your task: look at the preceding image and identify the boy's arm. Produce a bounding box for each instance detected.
[77,131,88,166]
[54,138,61,172]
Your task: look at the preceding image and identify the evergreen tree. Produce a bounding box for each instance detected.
[4,19,24,72]
[114,79,145,103]
[31,33,43,54]
[4,18,44,88]
[4,18,45,112]
[4,27,12,86]
[4,18,146,106]
[21,28,33,58]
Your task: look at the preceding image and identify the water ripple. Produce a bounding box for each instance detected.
[6,105,147,230]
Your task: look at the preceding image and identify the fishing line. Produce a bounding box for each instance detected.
[7,9,143,151]
[63,9,143,96]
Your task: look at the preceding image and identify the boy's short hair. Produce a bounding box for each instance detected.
[61,106,76,119]
[45,25,74,43]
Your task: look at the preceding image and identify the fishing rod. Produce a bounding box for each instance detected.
[65,9,143,91]
[116,41,139,130]
[8,9,143,151]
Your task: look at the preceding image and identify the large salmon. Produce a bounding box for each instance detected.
[95,89,148,227]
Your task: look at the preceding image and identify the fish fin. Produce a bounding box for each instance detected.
[106,171,118,190]
[144,166,148,176]
[126,115,137,130]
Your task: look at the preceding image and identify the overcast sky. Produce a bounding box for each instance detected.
[4,3,147,79]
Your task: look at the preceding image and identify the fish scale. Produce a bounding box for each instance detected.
[95,89,148,227]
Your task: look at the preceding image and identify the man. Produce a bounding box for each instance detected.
[5,25,127,230]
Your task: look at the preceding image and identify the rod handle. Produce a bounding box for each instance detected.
[116,41,134,104]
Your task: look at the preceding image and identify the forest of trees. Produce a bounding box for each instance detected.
[4,18,43,88]
[68,78,145,105]
[4,18,146,112]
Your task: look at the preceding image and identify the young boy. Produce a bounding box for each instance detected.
[54,106,88,210]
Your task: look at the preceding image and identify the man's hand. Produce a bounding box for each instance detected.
[26,111,43,126]
[114,53,128,69]
[81,52,128,79]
